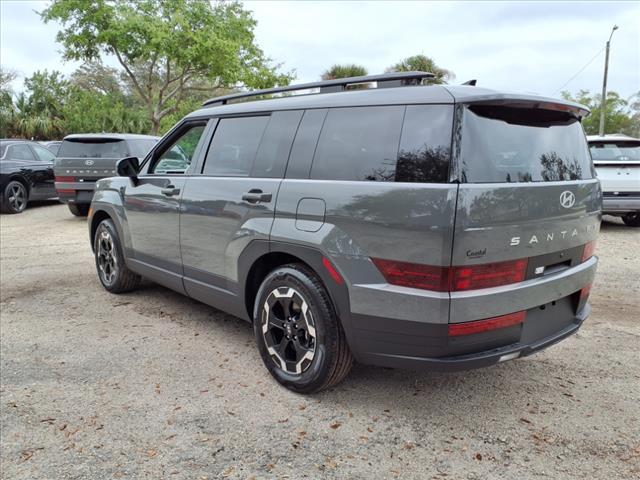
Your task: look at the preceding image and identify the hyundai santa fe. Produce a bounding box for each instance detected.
[88,72,601,393]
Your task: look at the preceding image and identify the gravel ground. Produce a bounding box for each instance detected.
[1,202,639,480]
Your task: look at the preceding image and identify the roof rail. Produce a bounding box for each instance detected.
[202,71,435,107]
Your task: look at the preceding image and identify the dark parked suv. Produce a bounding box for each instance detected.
[88,72,600,393]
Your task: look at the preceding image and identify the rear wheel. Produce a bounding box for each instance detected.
[622,212,640,227]
[1,180,28,214]
[68,203,90,217]
[94,219,141,293]
[253,264,353,393]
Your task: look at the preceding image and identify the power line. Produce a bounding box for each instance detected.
[554,46,606,94]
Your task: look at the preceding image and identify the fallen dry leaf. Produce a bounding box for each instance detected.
[222,465,235,477]
[146,449,157,457]
[330,422,342,429]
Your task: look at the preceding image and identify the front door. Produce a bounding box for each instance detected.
[123,121,209,292]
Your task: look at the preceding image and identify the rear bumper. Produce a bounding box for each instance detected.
[353,304,589,371]
[602,196,640,213]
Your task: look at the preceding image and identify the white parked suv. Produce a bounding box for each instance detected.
[587,134,640,227]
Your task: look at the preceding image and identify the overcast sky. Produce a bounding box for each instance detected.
[1,1,638,100]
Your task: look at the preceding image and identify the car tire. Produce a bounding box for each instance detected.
[253,263,353,394]
[93,218,141,293]
[68,203,90,217]
[1,180,28,214]
[621,212,640,227]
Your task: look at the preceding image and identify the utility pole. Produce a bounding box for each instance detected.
[599,25,619,136]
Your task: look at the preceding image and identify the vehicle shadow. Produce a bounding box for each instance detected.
[600,215,629,231]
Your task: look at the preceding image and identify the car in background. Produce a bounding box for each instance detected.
[41,140,62,155]
[1,139,57,214]
[587,134,640,227]
[54,133,160,216]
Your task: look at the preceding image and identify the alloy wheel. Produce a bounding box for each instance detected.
[97,230,118,285]
[261,287,317,374]
[8,183,26,212]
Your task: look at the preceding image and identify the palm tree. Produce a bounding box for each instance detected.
[321,64,368,80]
[386,55,455,84]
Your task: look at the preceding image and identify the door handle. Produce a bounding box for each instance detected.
[242,189,272,203]
[161,186,181,196]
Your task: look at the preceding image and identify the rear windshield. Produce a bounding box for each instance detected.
[589,141,640,161]
[459,105,593,183]
[57,139,128,158]
[128,139,158,158]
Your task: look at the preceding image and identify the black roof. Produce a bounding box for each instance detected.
[189,84,589,120]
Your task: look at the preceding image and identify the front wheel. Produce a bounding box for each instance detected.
[68,203,90,217]
[622,212,640,227]
[253,264,353,394]
[94,218,141,293]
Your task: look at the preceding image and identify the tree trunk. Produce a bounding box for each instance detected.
[150,117,161,136]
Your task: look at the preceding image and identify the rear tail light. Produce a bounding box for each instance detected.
[371,258,450,292]
[372,257,528,292]
[55,176,76,194]
[581,241,597,262]
[448,311,526,336]
[450,259,528,291]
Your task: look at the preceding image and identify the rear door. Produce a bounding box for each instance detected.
[179,110,303,313]
[450,103,600,324]
[28,143,56,198]
[123,121,209,292]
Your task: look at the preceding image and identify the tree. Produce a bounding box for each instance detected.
[0,68,17,137]
[41,0,293,134]
[386,54,454,84]
[561,89,639,136]
[321,64,368,80]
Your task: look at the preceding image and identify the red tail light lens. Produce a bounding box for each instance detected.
[55,176,76,183]
[450,259,528,291]
[372,257,529,292]
[448,311,526,337]
[581,241,597,262]
[371,258,450,292]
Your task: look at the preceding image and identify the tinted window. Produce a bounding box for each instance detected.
[460,106,593,183]
[252,110,303,178]
[311,106,404,181]
[151,125,205,174]
[589,141,640,161]
[0,144,6,158]
[397,105,452,183]
[31,144,56,163]
[58,139,128,158]
[9,144,36,161]
[203,116,269,176]
[286,109,327,179]
[129,139,158,158]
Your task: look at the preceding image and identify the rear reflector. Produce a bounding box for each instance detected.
[579,283,592,305]
[322,257,343,285]
[581,241,597,262]
[448,311,526,337]
[372,257,528,292]
[371,258,450,292]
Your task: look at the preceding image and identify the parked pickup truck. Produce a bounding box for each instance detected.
[54,133,159,216]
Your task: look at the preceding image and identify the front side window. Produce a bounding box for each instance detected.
[150,125,206,175]
[311,106,404,182]
[31,144,56,163]
[203,116,269,176]
[9,144,36,161]
[459,105,594,183]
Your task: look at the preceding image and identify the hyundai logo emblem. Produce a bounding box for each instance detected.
[85,159,95,166]
[560,190,575,209]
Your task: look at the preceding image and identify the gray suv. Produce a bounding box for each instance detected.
[88,72,601,393]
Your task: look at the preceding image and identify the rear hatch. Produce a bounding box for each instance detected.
[54,137,129,186]
[589,138,640,195]
[450,101,600,332]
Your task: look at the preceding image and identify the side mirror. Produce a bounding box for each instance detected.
[116,156,140,181]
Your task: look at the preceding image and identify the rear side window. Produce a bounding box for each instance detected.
[9,144,36,161]
[58,139,128,158]
[311,106,404,181]
[459,105,593,183]
[397,105,453,183]
[203,116,269,176]
[252,110,303,178]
